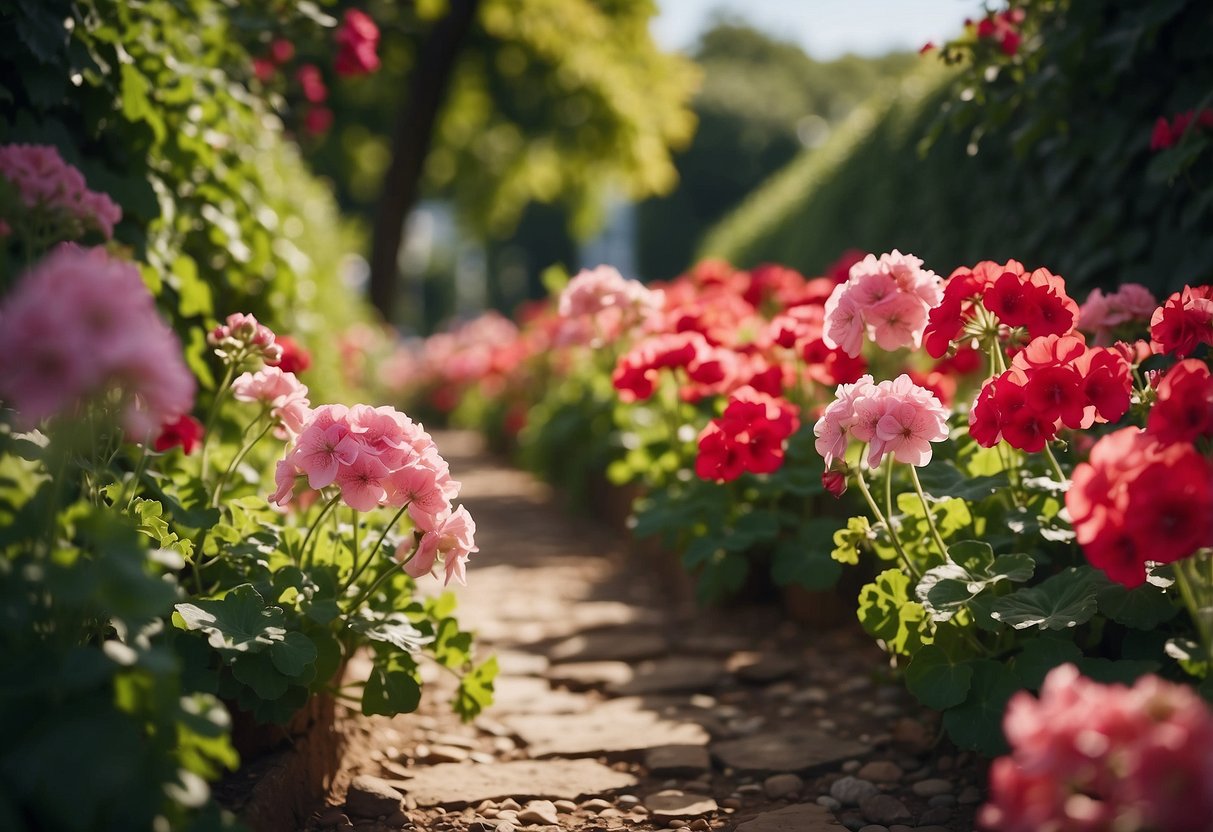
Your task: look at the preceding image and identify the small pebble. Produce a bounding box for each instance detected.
[618,795,640,808]
[816,796,842,811]
[842,760,862,773]
[582,799,613,812]
[918,806,952,825]
[763,773,803,799]
[554,800,577,813]
[911,779,953,798]
[839,811,867,831]
[689,820,710,831]
[857,761,903,783]
[830,776,879,806]
[958,785,983,804]
[499,799,521,812]
[927,795,956,808]
[720,798,742,810]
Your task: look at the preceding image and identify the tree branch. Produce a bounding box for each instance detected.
[368,0,480,321]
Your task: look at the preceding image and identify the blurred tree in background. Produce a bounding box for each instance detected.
[304,0,699,322]
[635,17,915,280]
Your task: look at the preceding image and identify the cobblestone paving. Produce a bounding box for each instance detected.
[307,431,985,832]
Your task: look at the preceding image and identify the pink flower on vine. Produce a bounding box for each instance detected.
[403,506,478,586]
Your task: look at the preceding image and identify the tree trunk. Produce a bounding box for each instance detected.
[368,0,480,322]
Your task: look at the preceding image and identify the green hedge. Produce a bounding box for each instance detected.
[703,0,1213,297]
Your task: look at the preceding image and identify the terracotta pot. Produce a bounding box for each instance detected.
[218,685,348,832]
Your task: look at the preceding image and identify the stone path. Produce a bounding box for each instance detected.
[306,431,985,832]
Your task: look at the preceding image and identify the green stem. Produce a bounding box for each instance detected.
[852,453,919,579]
[1173,553,1213,666]
[119,435,153,511]
[211,418,275,508]
[347,560,404,612]
[909,464,949,561]
[346,501,411,590]
[1043,442,1067,482]
[301,494,342,570]
[199,362,238,475]
[883,454,896,531]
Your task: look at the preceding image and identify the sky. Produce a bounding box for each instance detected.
[652,0,984,60]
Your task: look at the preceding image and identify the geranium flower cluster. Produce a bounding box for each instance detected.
[813,374,950,469]
[1150,284,1213,357]
[232,366,311,439]
[1149,108,1213,152]
[695,386,800,482]
[334,9,381,77]
[970,334,1132,452]
[613,258,870,407]
[1067,373,1213,588]
[271,404,476,585]
[556,265,663,347]
[980,664,1213,832]
[822,250,943,356]
[1076,283,1157,344]
[0,144,122,239]
[971,8,1025,56]
[0,244,194,436]
[209,312,285,366]
[924,259,1079,358]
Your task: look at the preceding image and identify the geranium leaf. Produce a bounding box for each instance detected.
[989,567,1101,631]
[905,644,973,709]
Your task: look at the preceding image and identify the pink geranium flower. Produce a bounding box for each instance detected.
[402,506,478,586]
[822,250,941,356]
[288,421,360,490]
[231,366,311,438]
[335,451,390,511]
[813,374,949,469]
[0,245,194,435]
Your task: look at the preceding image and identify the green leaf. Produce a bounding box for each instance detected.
[695,550,749,604]
[916,462,1010,502]
[1097,581,1178,630]
[174,585,286,654]
[857,568,927,656]
[269,631,318,678]
[231,652,290,700]
[348,610,433,653]
[989,567,1102,631]
[1075,658,1160,685]
[1011,637,1083,690]
[362,665,422,717]
[454,656,499,722]
[173,255,213,318]
[831,516,870,565]
[941,660,1020,754]
[904,644,974,709]
[916,542,1034,622]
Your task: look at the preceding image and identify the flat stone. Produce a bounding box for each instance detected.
[859,794,911,825]
[517,799,560,825]
[857,826,888,832]
[491,676,589,714]
[610,657,723,696]
[830,777,878,807]
[735,803,845,831]
[735,656,801,684]
[504,702,709,758]
[645,745,712,776]
[548,629,668,663]
[423,744,470,763]
[644,790,718,819]
[855,761,903,783]
[910,779,952,798]
[346,774,405,818]
[547,661,634,690]
[497,650,551,676]
[391,759,637,807]
[711,728,871,775]
[762,773,804,799]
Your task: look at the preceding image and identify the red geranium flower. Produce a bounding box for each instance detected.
[1150,285,1213,357]
[272,335,312,375]
[334,9,381,77]
[154,414,204,455]
[1148,359,1213,444]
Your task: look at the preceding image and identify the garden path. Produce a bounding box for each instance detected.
[308,431,983,832]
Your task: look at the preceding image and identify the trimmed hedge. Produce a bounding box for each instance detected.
[703,0,1213,297]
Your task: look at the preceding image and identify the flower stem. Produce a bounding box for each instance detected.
[301,493,342,570]
[347,502,412,590]
[909,464,949,561]
[348,553,410,612]
[1043,442,1067,482]
[210,418,275,508]
[199,363,238,475]
[852,452,920,579]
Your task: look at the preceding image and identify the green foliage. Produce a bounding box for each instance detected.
[310,0,698,239]
[0,0,366,400]
[0,434,240,832]
[704,0,1213,298]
